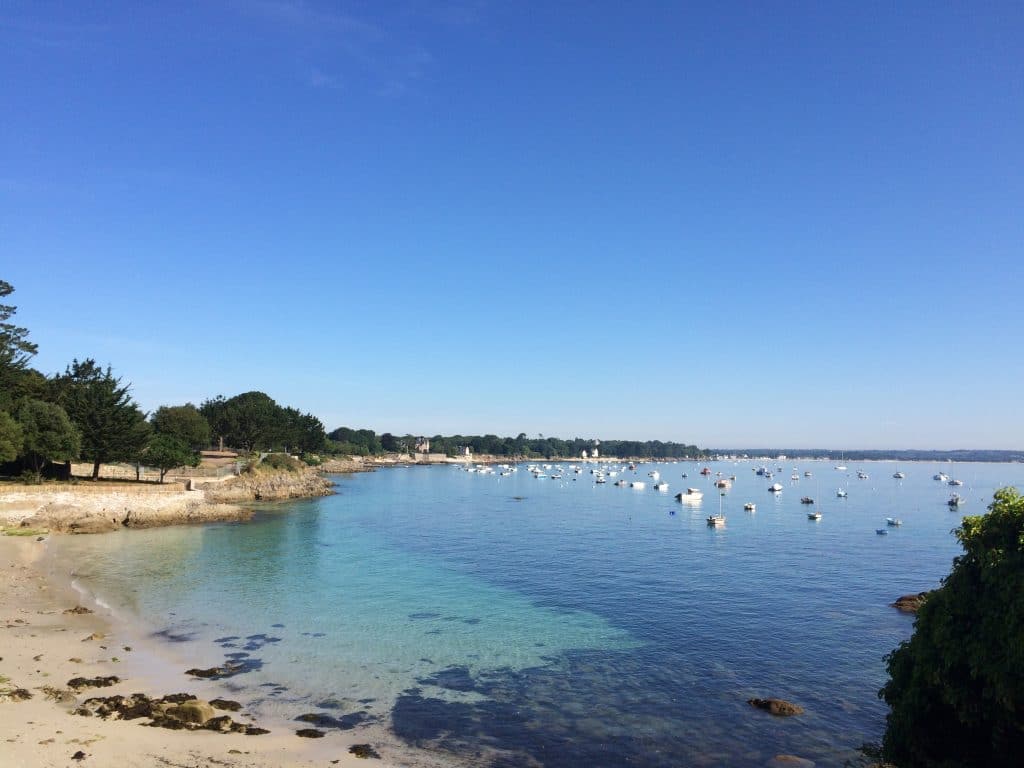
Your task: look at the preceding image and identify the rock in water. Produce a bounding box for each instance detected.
[891,592,930,613]
[767,756,816,768]
[748,698,804,716]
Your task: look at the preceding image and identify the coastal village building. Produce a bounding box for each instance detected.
[415,437,430,453]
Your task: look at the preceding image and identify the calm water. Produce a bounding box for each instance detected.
[51,460,1024,767]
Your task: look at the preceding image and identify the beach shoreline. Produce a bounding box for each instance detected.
[0,535,405,768]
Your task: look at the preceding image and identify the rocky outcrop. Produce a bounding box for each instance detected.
[891,592,932,613]
[11,492,250,534]
[748,698,804,716]
[203,468,333,503]
[75,692,269,735]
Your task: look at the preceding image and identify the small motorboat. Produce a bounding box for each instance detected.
[934,473,949,482]
[876,529,888,535]
[595,476,607,484]
[615,479,629,487]
[800,496,815,504]
[715,479,731,488]
[886,517,902,526]
[808,511,822,521]
[706,514,725,526]
[948,493,964,507]
[791,473,799,480]
[676,488,704,501]
[743,502,756,511]
[836,488,848,498]
[804,471,812,477]
[893,471,905,479]
[769,483,783,492]
[630,481,646,489]
[857,471,869,480]
[700,467,712,476]
[653,481,669,491]
[948,479,963,486]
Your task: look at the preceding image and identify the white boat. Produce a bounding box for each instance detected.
[744,502,756,511]
[886,517,902,526]
[804,471,812,477]
[893,471,905,479]
[835,465,847,471]
[948,479,963,486]
[790,473,799,480]
[715,479,731,488]
[948,493,964,507]
[675,488,703,501]
[836,488,848,498]
[876,528,888,535]
[653,482,669,491]
[857,471,869,480]
[630,481,646,489]
[808,511,822,521]
[707,491,726,525]
[595,476,607,484]
[648,470,660,480]
[768,483,783,492]
[614,479,629,487]
[934,473,949,482]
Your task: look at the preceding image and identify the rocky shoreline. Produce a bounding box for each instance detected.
[0,467,334,535]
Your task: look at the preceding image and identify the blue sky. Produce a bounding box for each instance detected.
[2,1,1022,449]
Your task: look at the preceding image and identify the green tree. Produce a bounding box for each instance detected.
[55,359,149,479]
[0,280,40,411]
[0,410,24,463]
[201,391,282,452]
[15,399,80,473]
[880,487,1024,767]
[144,434,199,483]
[151,404,211,450]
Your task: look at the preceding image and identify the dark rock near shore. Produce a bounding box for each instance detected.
[63,606,94,615]
[296,728,326,738]
[74,691,269,735]
[748,698,804,716]
[892,592,931,613]
[67,676,120,690]
[210,698,242,711]
[349,744,381,759]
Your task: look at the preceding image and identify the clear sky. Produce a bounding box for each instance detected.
[2,2,1022,449]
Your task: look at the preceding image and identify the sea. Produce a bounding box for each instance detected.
[46,459,1024,767]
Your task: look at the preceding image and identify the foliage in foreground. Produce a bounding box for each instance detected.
[880,487,1024,767]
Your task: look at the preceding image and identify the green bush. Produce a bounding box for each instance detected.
[880,488,1024,767]
[259,453,303,472]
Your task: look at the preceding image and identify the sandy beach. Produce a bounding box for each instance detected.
[0,534,401,768]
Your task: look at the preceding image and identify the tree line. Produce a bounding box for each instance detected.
[326,428,707,459]
[0,279,326,481]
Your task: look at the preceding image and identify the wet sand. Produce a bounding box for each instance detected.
[0,535,396,768]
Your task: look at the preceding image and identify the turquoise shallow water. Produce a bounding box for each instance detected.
[52,460,1024,767]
